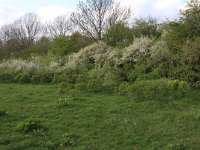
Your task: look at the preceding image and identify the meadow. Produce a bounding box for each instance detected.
[0,83,200,150]
[0,1,200,149]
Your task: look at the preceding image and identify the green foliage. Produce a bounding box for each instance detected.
[121,79,190,100]
[163,0,200,51]
[52,68,79,84]
[49,36,69,56]
[25,37,51,57]
[181,37,200,88]
[49,33,94,56]
[75,66,122,93]
[0,70,16,83]
[14,70,32,83]
[163,21,188,50]
[180,0,200,39]
[104,23,133,48]
[16,117,42,133]
[132,17,161,38]
[31,69,54,84]
[67,32,94,52]
[75,69,104,92]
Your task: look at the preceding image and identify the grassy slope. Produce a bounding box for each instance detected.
[0,84,200,150]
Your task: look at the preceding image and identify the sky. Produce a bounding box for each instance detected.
[0,0,187,26]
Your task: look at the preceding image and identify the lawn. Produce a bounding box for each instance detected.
[0,83,200,150]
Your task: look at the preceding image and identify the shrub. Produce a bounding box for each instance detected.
[75,66,121,93]
[121,37,152,65]
[52,69,79,84]
[57,82,74,94]
[101,67,122,92]
[123,79,190,100]
[65,42,109,68]
[86,79,104,92]
[118,82,130,95]
[31,69,54,84]
[16,117,42,133]
[177,81,191,96]
[76,76,104,93]
[150,40,170,63]
[14,70,32,83]
[0,70,16,83]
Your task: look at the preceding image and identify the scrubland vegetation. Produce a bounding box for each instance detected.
[0,0,200,149]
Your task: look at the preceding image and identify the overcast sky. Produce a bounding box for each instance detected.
[0,0,187,26]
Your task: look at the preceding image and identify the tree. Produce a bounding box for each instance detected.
[162,21,189,50]
[0,24,22,54]
[182,37,200,80]
[132,17,161,38]
[25,36,51,57]
[0,24,17,46]
[49,32,94,56]
[163,0,200,50]
[46,15,72,38]
[180,0,200,39]
[13,13,42,49]
[0,13,42,56]
[71,0,131,40]
[66,32,94,53]
[104,23,133,48]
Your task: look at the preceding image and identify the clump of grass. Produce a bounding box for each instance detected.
[0,109,7,117]
[0,137,10,145]
[165,143,187,150]
[16,117,42,133]
[53,98,69,109]
[60,132,80,147]
[72,97,86,101]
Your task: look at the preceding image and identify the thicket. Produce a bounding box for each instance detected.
[0,0,199,100]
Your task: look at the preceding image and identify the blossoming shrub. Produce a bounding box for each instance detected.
[65,42,110,69]
[121,37,152,64]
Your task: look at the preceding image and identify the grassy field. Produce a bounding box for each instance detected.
[0,83,200,150]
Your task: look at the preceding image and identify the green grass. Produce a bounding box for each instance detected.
[0,83,200,150]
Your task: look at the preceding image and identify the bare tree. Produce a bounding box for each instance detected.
[13,13,42,48]
[0,13,42,54]
[107,3,132,28]
[71,0,132,40]
[0,24,14,45]
[46,15,72,38]
[0,24,22,53]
